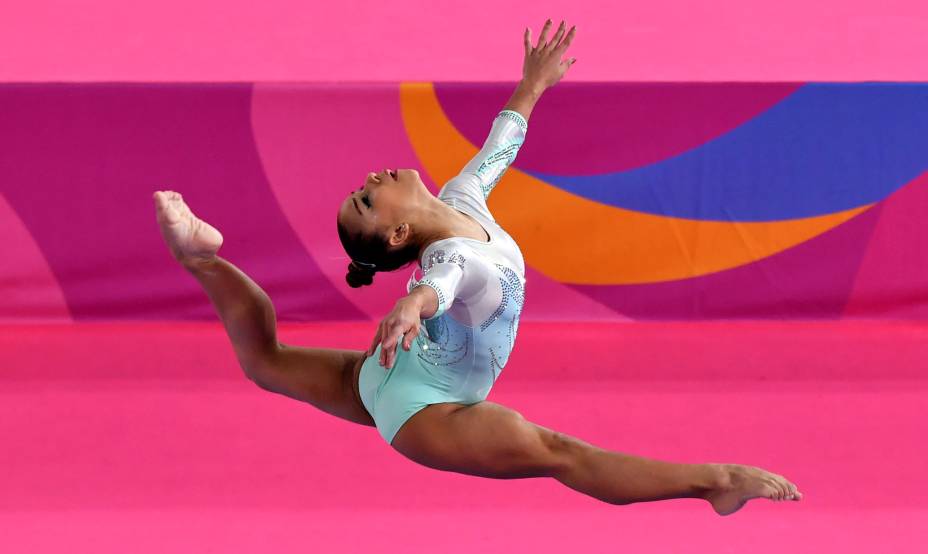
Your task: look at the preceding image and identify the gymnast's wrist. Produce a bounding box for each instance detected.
[518,78,547,98]
[405,285,439,318]
[399,289,426,313]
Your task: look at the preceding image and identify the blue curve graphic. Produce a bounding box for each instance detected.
[526,84,928,221]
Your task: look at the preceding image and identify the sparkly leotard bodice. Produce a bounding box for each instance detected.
[405,109,528,399]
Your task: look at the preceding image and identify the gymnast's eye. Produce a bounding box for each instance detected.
[361,195,371,208]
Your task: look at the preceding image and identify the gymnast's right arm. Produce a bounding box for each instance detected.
[367,252,465,369]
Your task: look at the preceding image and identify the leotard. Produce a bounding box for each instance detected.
[358,109,528,445]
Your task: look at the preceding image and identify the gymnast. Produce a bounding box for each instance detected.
[153,19,800,515]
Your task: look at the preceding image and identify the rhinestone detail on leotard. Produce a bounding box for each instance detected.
[417,278,447,309]
[418,315,471,367]
[475,142,521,197]
[422,250,466,273]
[497,110,528,132]
[479,265,525,332]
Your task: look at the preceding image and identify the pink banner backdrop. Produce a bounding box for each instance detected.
[1,82,926,322]
[1,0,927,81]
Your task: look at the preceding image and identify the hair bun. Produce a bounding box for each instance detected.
[346,261,375,288]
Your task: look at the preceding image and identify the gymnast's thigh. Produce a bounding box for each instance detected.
[390,401,563,479]
[254,344,375,428]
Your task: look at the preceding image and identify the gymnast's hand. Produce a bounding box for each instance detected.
[368,296,423,369]
[522,19,577,91]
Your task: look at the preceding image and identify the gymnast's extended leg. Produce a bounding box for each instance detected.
[153,190,374,427]
[391,402,801,515]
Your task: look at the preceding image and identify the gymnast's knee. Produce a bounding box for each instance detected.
[236,346,282,390]
[534,427,583,479]
[487,421,577,479]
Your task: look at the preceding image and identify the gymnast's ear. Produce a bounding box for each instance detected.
[388,222,411,247]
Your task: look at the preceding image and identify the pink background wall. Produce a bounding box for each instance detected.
[2,0,927,82]
[2,4,927,551]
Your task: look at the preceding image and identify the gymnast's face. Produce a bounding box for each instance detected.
[337,168,426,242]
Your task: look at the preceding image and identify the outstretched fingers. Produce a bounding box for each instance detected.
[556,25,577,53]
[548,21,567,51]
[535,19,553,50]
[525,19,577,76]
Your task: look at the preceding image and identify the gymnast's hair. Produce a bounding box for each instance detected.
[337,219,421,288]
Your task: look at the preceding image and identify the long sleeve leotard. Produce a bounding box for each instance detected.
[406,109,529,399]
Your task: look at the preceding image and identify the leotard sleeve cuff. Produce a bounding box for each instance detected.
[415,278,452,320]
[497,109,528,133]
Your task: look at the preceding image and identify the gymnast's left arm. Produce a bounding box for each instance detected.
[453,20,577,200]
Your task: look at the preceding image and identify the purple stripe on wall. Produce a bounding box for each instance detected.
[435,82,801,174]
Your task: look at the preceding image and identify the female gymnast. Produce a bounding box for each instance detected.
[153,19,801,515]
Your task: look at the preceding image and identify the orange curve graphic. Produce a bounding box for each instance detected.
[400,82,872,285]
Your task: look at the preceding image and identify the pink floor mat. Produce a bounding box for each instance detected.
[2,321,926,552]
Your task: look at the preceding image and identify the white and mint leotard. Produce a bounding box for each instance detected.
[358,109,528,445]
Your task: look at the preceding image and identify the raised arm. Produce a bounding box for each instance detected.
[450,20,578,201]
[505,19,578,122]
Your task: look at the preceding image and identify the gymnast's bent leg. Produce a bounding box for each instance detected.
[391,402,800,515]
[153,190,374,428]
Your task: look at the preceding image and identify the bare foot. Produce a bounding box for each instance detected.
[153,191,223,265]
[706,464,802,516]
